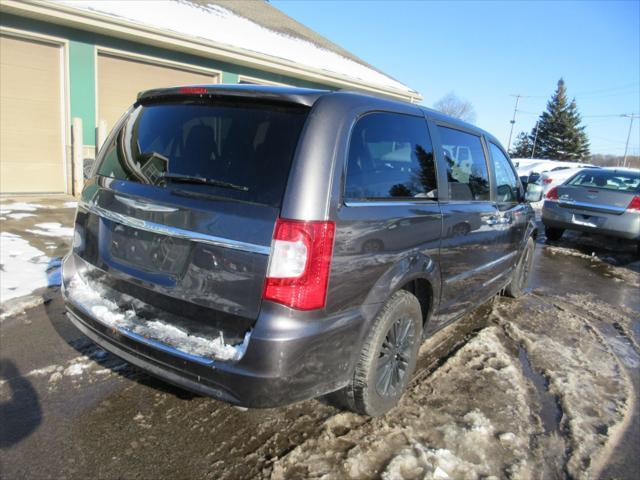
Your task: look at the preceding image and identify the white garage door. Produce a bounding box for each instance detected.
[0,34,66,193]
[97,53,218,132]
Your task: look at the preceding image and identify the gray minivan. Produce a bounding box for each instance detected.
[62,85,543,416]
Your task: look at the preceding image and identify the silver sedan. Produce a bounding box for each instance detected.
[542,168,640,251]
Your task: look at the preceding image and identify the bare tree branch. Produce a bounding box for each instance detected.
[433,92,476,123]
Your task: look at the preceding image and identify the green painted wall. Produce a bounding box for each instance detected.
[68,41,96,145]
[222,72,239,84]
[1,13,335,149]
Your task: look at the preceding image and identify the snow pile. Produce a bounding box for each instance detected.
[66,276,249,361]
[0,232,60,304]
[26,222,74,238]
[59,0,412,93]
[271,327,537,479]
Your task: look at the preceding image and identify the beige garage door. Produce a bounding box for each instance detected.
[98,53,218,132]
[1,34,66,193]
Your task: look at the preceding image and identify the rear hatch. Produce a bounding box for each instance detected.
[68,94,310,359]
[557,169,640,215]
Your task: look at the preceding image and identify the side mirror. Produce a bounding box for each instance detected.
[524,183,544,203]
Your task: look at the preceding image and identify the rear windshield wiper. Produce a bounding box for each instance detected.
[160,173,249,192]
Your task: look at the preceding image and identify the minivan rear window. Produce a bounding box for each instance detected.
[96,101,309,207]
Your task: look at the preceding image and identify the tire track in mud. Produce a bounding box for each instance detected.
[528,293,640,479]
[492,292,636,480]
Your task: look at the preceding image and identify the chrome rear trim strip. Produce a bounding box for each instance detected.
[80,201,270,255]
[558,199,626,215]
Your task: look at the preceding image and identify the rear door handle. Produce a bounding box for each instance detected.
[483,216,498,226]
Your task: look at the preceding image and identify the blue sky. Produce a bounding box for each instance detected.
[273,0,640,156]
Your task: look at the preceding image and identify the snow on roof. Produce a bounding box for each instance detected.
[58,0,416,95]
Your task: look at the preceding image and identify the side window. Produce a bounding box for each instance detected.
[489,142,519,203]
[437,126,490,201]
[345,112,437,200]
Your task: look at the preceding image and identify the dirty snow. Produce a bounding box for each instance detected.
[59,0,413,93]
[271,326,536,480]
[269,293,635,480]
[67,276,249,361]
[494,294,634,479]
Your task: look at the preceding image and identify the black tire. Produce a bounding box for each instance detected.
[545,226,564,241]
[504,236,535,298]
[334,290,422,416]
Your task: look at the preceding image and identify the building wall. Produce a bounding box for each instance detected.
[1,12,334,154]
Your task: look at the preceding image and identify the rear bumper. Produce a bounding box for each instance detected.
[62,254,365,408]
[542,201,640,241]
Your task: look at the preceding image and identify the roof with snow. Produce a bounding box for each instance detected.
[49,0,420,101]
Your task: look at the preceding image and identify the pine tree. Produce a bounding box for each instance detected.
[509,131,533,158]
[533,79,590,160]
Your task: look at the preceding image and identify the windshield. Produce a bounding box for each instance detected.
[95,100,309,206]
[567,170,640,193]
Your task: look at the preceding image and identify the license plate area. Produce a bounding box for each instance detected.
[571,213,600,228]
[110,223,191,275]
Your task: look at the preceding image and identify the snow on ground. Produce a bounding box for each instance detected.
[7,213,36,220]
[271,326,537,480]
[66,276,249,362]
[59,0,412,93]
[0,201,75,317]
[0,232,59,304]
[26,222,74,238]
[0,344,130,394]
[0,202,44,215]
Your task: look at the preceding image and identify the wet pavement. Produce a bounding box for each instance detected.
[1,198,639,479]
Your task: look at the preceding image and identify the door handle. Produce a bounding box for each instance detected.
[483,215,511,226]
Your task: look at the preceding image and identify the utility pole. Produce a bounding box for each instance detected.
[507,94,521,152]
[530,121,540,159]
[621,114,639,168]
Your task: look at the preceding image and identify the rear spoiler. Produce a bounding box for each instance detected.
[136,84,326,108]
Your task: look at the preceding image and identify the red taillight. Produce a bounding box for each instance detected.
[546,186,559,200]
[542,177,553,184]
[178,86,207,95]
[263,219,335,310]
[627,196,640,212]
